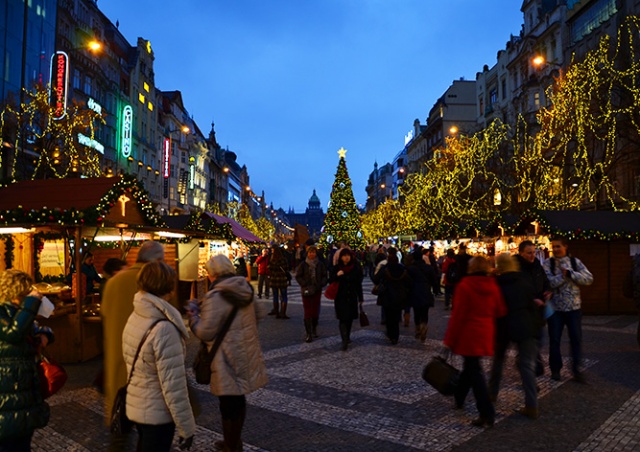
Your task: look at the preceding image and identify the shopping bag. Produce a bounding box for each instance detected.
[422,355,460,396]
[324,281,339,300]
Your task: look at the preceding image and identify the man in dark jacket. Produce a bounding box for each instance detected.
[515,240,551,377]
[489,254,541,419]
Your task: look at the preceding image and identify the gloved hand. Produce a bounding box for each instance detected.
[178,436,193,450]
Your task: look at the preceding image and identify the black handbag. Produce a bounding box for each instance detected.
[111,319,167,435]
[193,306,238,385]
[422,355,460,396]
[359,306,370,327]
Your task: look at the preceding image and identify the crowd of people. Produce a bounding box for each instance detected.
[0,234,606,450]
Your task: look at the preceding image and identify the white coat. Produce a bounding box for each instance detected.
[190,275,268,396]
[122,291,196,439]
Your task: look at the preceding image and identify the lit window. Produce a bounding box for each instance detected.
[138,93,145,103]
[143,82,149,92]
[147,102,153,111]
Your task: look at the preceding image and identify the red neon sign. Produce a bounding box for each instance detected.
[49,51,69,120]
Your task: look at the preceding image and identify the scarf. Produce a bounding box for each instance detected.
[305,257,317,282]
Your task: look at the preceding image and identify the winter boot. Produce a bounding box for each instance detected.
[339,322,349,351]
[268,299,279,316]
[311,317,319,338]
[419,322,429,343]
[280,302,290,319]
[304,319,313,343]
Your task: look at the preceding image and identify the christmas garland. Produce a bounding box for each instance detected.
[0,175,167,229]
[1,235,13,269]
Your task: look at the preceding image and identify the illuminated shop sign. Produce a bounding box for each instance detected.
[87,98,102,115]
[189,156,195,190]
[163,138,170,178]
[121,105,133,158]
[49,51,69,120]
[77,133,104,154]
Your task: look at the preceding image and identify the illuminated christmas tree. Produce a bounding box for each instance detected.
[319,148,365,250]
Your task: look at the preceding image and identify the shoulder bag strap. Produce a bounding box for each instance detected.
[205,306,239,361]
[127,318,167,384]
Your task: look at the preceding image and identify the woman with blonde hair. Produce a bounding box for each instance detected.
[443,256,507,428]
[122,261,195,451]
[0,269,52,450]
[188,254,268,452]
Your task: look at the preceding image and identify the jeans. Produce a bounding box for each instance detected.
[444,285,454,308]
[489,337,538,408]
[272,286,288,305]
[136,422,176,452]
[455,356,495,421]
[547,309,583,375]
[257,274,269,297]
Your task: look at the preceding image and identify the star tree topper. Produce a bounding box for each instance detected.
[337,147,347,158]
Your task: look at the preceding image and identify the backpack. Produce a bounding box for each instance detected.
[445,260,459,285]
[549,256,577,274]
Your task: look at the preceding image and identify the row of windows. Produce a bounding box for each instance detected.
[570,0,617,44]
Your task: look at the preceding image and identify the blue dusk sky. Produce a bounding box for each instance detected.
[98,0,524,212]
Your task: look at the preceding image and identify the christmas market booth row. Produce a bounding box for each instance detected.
[416,210,639,315]
[0,176,262,362]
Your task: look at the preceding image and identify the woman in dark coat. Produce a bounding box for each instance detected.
[372,251,411,345]
[489,253,542,419]
[295,246,328,342]
[268,245,290,319]
[443,256,507,428]
[0,269,53,450]
[330,248,363,351]
[405,251,438,342]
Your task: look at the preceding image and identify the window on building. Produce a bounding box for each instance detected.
[501,78,507,100]
[570,0,617,44]
[534,91,541,110]
[84,75,91,96]
[181,151,186,163]
[489,88,498,106]
[72,69,80,90]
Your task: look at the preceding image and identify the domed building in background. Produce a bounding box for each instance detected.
[285,190,325,240]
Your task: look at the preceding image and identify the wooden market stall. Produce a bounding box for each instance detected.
[164,211,265,301]
[0,175,171,362]
[416,210,639,315]
[517,210,640,315]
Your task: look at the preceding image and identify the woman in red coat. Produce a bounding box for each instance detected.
[443,256,507,428]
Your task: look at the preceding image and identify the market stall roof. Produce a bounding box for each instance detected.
[537,210,640,234]
[206,213,264,243]
[0,177,119,210]
[0,176,166,229]
[163,212,264,243]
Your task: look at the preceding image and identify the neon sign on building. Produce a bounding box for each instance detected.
[49,51,69,120]
[121,105,133,158]
[163,138,170,178]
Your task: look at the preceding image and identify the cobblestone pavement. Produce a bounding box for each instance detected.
[34,276,640,451]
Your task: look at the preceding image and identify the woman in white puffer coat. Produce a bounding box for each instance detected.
[122,261,195,451]
[188,254,268,452]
